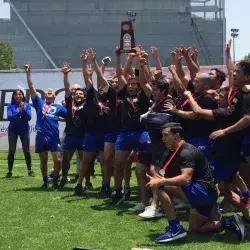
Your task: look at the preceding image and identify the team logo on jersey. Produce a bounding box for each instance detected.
[47,106,57,114]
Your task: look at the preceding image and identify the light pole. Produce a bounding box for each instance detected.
[230,28,239,64]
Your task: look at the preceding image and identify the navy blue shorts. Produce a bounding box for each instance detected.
[82,132,105,152]
[182,182,218,217]
[63,135,84,151]
[114,131,151,152]
[35,133,61,153]
[105,131,118,144]
[186,138,212,160]
[241,136,250,158]
[211,159,240,183]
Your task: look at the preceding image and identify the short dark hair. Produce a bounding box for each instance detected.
[238,61,250,76]
[162,122,184,138]
[211,68,226,84]
[75,88,87,96]
[11,89,25,103]
[152,76,169,95]
[217,86,230,94]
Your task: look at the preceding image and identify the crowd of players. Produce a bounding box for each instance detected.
[6,41,250,243]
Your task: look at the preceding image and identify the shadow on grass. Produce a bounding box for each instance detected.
[0,176,24,180]
[14,187,55,192]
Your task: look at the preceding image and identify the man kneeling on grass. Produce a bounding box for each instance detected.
[146,122,246,243]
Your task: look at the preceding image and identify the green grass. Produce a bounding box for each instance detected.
[0,151,250,250]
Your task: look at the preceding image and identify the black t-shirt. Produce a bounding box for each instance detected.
[212,90,250,162]
[149,97,174,142]
[85,85,116,134]
[64,95,87,136]
[119,85,150,131]
[180,94,218,139]
[164,142,217,194]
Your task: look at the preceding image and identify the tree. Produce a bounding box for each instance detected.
[244,53,250,61]
[0,42,17,70]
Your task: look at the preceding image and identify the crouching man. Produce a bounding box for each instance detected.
[146,122,246,243]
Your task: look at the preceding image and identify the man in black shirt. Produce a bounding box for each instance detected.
[59,63,88,189]
[147,123,245,243]
[111,57,152,204]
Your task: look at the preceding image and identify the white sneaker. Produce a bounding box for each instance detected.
[128,202,146,212]
[174,201,189,209]
[138,206,163,219]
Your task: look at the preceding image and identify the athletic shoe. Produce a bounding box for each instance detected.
[128,202,146,212]
[124,187,131,200]
[155,226,187,243]
[174,201,190,210]
[41,182,49,189]
[243,198,250,208]
[110,192,125,205]
[59,178,68,190]
[230,214,246,241]
[138,206,163,219]
[74,184,84,196]
[84,181,94,190]
[28,170,35,177]
[5,172,12,179]
[52,181,60,191]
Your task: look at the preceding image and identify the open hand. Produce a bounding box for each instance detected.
[209,129,227,139]
[24,63,31,73]
[150,46,159,58]
[61,62,71,74]
[81,49,88,63]
[164,102,177,113]
[145,173,165,190]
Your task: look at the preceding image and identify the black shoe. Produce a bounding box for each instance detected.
[124,187,131,200]
[52,181,60,190]
[41,182,49,189]
[5,172,12,179]
[28,170,35,177]
[59,178,68,190]
[110,191,125,205]
[74,184,84,196]
[84,181,94,190]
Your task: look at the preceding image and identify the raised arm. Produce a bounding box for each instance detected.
[88,48,109,89]
[171,48,189,88]
[81,49,92,90]
[123,53,135,80]
[151,46,162,72]
[24,64,37,100]
[168,65,186,95]
[61,62,72,98]
[225,40,234,87]
[139,57,152,98]
[181,46,199,79]
[115,46,127,90]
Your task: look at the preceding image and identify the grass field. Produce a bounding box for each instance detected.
[0,151,250,250]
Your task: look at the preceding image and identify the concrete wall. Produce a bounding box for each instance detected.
[2,0,224,68]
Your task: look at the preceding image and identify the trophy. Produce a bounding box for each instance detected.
[120,20,135,53]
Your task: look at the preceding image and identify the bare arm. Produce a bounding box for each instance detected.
[210,114,250,139]
[151,46,162,72]
[115,46,127,90]
[24,64,37,99]
[164,102,197,120]
[182,46,199,79]
[225,40,234,87]
[61,62,72,98]
[123,53,135,80]
[81,49,92,90]
[88,48,109,89]
[168,65,186,95]
[184,91,215,121]
[139,58,152,98]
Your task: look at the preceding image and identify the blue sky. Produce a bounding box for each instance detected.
[225,0,249,60]
[0,1,248,60]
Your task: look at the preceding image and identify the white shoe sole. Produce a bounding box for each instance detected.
[156,232,187,243]
[138,213,163,219]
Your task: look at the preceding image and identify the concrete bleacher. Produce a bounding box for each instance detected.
[1,0,224,69]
